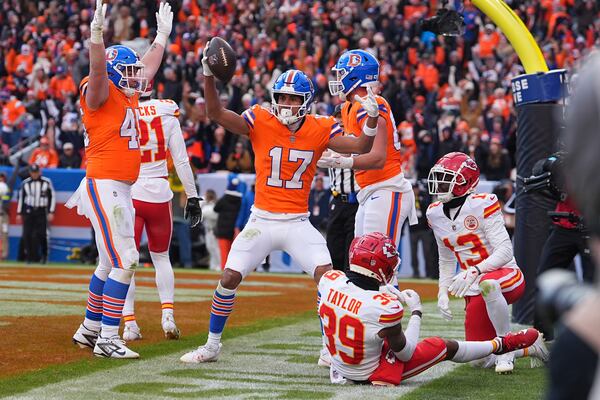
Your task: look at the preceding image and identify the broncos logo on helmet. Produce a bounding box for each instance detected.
[105,45,148,97]
[329,49,380,98]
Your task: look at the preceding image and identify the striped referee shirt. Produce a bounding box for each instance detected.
[17,177,56,214]
[328,167,359,195]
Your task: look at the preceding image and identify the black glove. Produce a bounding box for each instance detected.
[184,197,203,228]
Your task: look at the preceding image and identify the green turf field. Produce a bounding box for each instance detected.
[0,297,546,399]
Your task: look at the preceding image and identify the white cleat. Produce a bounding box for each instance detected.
[123,324,143,342]
[318,346,331,367]
[93,336,139,359]
[162,315,180,340]
[180,343,222,363]
[529,333,550,368]
[72,324,99,349]
[495,353,514,374]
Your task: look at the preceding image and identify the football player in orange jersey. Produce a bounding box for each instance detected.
[180,42,381,364]
[69,0,173,359]
[322,50,418,277]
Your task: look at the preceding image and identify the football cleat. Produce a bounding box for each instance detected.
[495,328,540,355]
[318,346,331,367]
[123,324,143,342]
[528,333,550,368]
[180,343,222,363]
[72,323,99,349]
[93,336,139,359]
[495,353,514,374]
[162,315,181,340]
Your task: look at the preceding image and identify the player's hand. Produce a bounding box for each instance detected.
[156,2,173,37]
[353,86,379,118]
[449,266,480,298]
[184,197,203,228]
[90,0,107,44]
[47,213,54,222]
[316,155,353,169]
[437,287,453,320]
[202,41,213,77]
[399,289,422,313]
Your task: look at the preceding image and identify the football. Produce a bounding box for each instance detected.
[204,37,237,83]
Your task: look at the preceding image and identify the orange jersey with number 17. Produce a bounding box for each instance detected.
[79,77,141,182]
[342,96,401,187]
[242,105,342,214]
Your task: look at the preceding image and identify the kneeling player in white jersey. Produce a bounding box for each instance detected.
[426,152,542,374]
[121,88,202,342]
[319,232,547,386]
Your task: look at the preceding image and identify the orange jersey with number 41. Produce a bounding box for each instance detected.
[242,105,342,213]
[79,77,141,182]
[341,96,401,188]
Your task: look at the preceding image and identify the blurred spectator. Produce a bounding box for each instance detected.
[58,142,81,169]
[308,175,330,233]
[214,174,243,270]
[1,93,26,150]
[482,138,511,181]
[43,117,61,151]
[207,126,229,171]
[235,184,255,237]
[415,130,437,179]
[48,66,77,106]
[113,5,135,42]
[226,141,253,173]
[437,126,462,159]
[29,137,59,169]
[201,189,221,271]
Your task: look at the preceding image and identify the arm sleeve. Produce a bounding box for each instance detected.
[47,179,56,213]
[476,210,514,273]
[168,120,198,200]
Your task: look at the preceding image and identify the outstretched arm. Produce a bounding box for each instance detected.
[141,2,173,81]
[202,47,249,136]
[85,0,109,110]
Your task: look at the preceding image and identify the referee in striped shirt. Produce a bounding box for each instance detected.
[17,164,55,263]
[326,105,360,270]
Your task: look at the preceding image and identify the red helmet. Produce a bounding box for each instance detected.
[141,79,154,99]
[349,232,399,284]
[427,152,480,203]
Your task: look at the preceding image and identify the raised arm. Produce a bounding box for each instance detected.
[141,2,173,81]
[85,0,109,110]
[202,52,249,136]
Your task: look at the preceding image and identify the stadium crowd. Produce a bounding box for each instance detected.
[0,0,597,179]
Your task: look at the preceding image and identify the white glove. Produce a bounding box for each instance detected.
[90,0,107,44]
[317,155,353,169]
[354,86,379,118]
[202,41,213,77]
[398,289,422,313]
[437,287,453,321]
[383,284,402,299]
[155,2,173,47]
[448,266,480,298]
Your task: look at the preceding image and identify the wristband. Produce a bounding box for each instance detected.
[363,124,377,137]
[90,30,103,44]
[154,32,169,48]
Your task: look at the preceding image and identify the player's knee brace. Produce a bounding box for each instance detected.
[479,280,501,299]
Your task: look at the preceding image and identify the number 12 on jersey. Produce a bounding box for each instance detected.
[267,146,313,189]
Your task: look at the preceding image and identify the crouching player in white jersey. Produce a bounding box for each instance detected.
[121,87,202,342]
[319,232,548,386]
[426,152,548,373]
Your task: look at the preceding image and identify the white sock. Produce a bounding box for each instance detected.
[123,277,136,317]
[207,332,222,348]
[452,340,498,362]
[151,251,174,305]
[100,325,119,338]
[84,319,101,332]
[481,280,510,335]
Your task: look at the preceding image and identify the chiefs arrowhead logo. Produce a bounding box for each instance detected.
[382,243,397,258]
